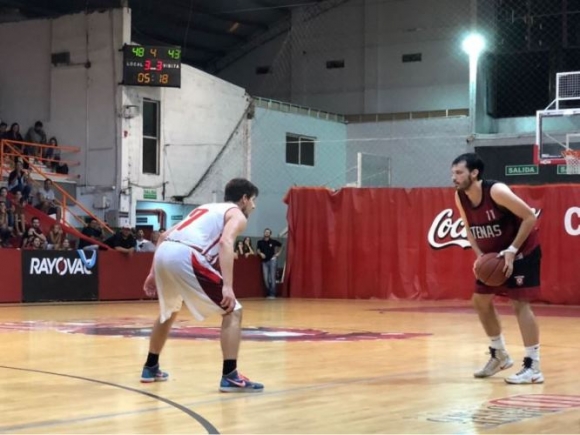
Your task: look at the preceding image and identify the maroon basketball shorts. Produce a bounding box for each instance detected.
[475,246,541,301]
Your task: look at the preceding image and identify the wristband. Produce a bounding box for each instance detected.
[505,245,518,254]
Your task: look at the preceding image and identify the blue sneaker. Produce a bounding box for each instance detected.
[219,370,264,393]
[140,364,169,383]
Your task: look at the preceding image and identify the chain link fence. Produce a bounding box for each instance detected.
[189,0,580,230]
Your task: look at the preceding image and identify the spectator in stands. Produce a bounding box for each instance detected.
[25,121,47,160]
[24,236,43,250]
[78,218,103,250]
[104,224,136,254]
[0,186,12,210]
[52,154,69,175]
[11,190,26,236]
[150,230,160,246]
[60,238,72,251]
[35,179,62,221]
[0,122,7,138]
[47,223,64,250]
[8,161,31,200]
[135,229,156,252]
[5,122,23,145]
[22,217,46,249]
[0,201,13,247]
[44,136,58,161]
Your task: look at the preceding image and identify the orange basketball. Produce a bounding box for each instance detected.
[475,253,507,287]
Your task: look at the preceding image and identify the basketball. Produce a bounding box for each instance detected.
[475,253,507,287]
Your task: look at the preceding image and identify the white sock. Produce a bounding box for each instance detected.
[490,334,506,350]
[525,344,540,361]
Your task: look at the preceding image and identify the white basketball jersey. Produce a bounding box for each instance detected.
[167,202,238,260]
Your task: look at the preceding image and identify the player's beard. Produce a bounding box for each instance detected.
[455,177,473,191]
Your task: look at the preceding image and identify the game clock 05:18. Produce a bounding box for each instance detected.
[122,44,182,88]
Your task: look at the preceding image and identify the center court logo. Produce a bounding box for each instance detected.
[29,250,97,276]
[0,319,431,342]
[413,394,580,429]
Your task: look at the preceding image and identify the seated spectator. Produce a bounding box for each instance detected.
[47,223,64,250]
[0,201,13,247]
[52,154,69,175]
[0,186,12,209]
[58,238,72,251]
[235,237,255,258]
[78,218,103,250]
[150,230,160,246]
[135,229,156,252]
[35,179,62,221]
[11,190,26,236]
[22,217,47,249]
[24,236,43,250]
[44,136,58,161]
[0,122,7,138]
[25,121,47,160]
[242,236,255,256]
[8,161,32,200]
[104,224,136,254]
[4,122,24,150]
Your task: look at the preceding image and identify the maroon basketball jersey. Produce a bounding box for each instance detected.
[458,180,539,255]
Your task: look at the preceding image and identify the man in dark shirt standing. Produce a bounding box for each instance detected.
[256,228,282,299]
[104,223,136,254]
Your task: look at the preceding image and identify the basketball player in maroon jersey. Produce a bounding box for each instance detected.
[451,153,543,384]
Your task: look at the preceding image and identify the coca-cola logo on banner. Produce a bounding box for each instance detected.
[428,208,469,249]
[428,208,542,250]
[565,207,580,236]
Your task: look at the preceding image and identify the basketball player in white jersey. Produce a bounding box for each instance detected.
[140,178,263,392]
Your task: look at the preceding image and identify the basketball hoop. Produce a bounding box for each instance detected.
[562,149,580,174]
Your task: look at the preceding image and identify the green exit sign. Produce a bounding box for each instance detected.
[143,189,157,200]
[505,165,539,176]
[557,165,568,175]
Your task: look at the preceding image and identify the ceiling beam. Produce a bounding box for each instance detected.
[167,0,269,30]
[132,28,226,56]
[131,9,248,43]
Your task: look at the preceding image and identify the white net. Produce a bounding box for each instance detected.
[563,150,580,175]
[557,72,580,102]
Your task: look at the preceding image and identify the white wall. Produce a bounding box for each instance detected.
[218,0,471,115]
[0,9,125,188]
[122,63,251,221]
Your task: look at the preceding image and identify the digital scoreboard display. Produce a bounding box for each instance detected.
[122,45,181,88]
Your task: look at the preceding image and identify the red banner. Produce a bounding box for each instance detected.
[283,185,580,304]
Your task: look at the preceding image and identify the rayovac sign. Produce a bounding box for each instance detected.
[22,250,98,302]
[28,250,97,275]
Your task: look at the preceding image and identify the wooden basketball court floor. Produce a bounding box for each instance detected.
[1,298,579,434]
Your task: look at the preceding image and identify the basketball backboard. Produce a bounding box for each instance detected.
[535,71,580,167]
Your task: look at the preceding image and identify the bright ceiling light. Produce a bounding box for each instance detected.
[462,33,486,57]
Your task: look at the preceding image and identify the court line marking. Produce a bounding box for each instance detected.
[0,365,219,434]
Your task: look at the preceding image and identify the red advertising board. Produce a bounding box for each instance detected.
[284,185,580,304]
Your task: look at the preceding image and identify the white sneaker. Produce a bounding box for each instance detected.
[505,357,544,384]
[474,347,514,378]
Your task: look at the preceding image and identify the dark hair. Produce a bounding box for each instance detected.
[0,122,7,128]
[35,121,43,128]
[10,123,19,131]
[452,153,484,180]
[224,178,259,202]
[49,137,58,145]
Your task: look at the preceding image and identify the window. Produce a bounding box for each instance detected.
[286,134,315,166]
[326,60,345,69]
[142,99,160,174]
[255,66,272,75]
